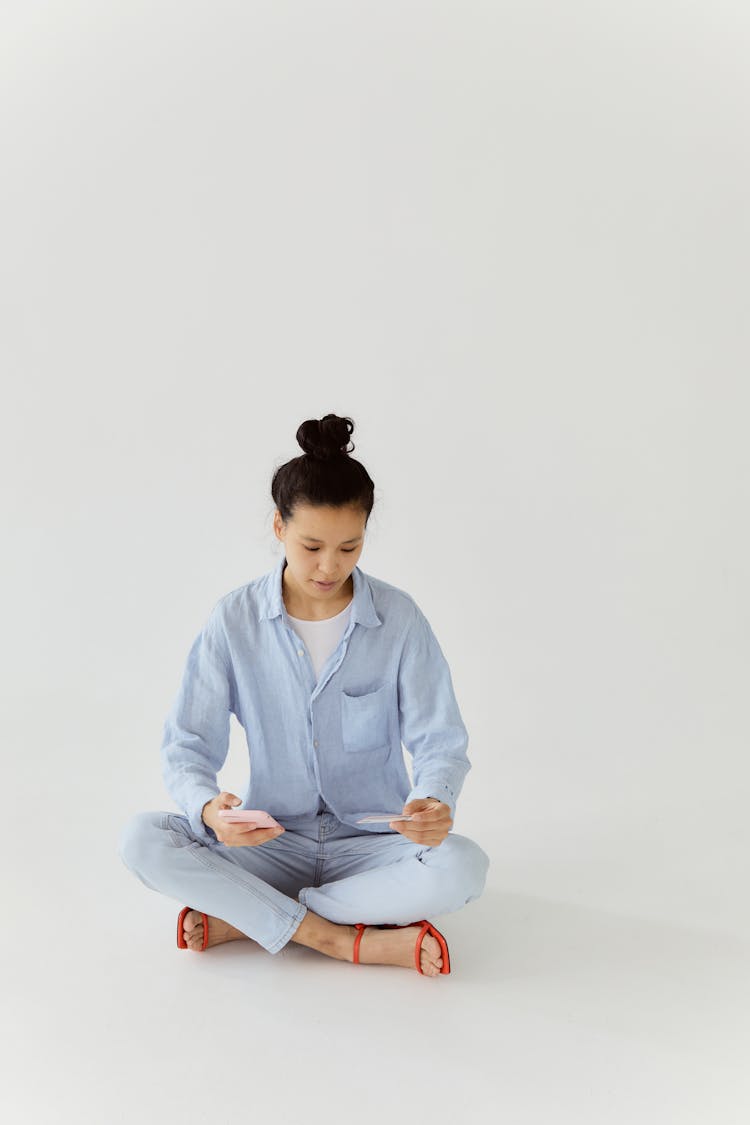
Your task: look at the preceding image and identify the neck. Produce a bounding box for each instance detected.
[282,569,354,620]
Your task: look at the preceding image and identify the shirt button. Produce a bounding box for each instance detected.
[314,740,319,748]
[297,649,304,656]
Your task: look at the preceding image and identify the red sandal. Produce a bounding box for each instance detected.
[176,905,209,951]
[353,920,451,974]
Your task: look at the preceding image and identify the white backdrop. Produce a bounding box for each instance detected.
[2,2,749,1121]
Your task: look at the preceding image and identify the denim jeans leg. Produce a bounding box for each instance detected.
[298,832,491,925]
[117,810,310,954]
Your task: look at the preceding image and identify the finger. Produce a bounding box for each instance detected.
[411,805,445,823]
[411,811,449,825]
[404,825,445,843]
[408,830,444,845]
[250,828,285,846]
[237,824,284,838]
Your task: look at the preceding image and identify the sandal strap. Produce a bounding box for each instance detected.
[353,922,367,963]
[414,921,431,973]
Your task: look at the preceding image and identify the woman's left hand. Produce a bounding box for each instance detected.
[390,798,452,846]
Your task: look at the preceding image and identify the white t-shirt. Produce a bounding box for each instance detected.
[287,598,354,683]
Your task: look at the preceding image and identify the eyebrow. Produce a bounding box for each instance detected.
[300,535,363,544]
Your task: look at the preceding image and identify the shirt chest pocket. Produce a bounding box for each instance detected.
[340,684,391,753]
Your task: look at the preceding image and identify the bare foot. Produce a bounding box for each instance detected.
[349,925,445,976]
[181,909,250,951]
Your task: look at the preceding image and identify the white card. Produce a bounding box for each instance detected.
[356,813,414,823]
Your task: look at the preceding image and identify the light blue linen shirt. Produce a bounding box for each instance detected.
[160,556,471,844]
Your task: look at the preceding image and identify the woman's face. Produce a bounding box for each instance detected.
[273,503,367,604]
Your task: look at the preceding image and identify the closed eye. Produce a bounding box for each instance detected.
[305,546,356,552]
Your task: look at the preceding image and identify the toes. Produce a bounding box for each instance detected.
[418,934,444,974]
[184,916,204,945]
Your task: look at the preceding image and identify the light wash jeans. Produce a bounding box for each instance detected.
[117,808,490,955]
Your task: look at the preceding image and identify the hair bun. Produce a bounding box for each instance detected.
[272,413,374,523]
[297,414,355,461]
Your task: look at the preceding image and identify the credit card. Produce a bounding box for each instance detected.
[356,813,414,823]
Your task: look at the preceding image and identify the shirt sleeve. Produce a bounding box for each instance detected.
[160,605,232,844]
[397,603,471,820]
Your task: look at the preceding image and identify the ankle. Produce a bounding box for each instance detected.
[291,910,352,960]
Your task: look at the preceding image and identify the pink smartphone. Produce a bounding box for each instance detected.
[217,809,283,830]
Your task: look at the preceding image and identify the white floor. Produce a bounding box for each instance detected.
[6,853,750,1125]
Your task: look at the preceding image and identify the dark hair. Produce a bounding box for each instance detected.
[271,413,375,525]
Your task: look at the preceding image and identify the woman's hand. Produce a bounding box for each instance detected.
[201,792,285,847]
[390,798,452,846]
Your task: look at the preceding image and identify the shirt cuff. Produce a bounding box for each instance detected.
[406,782,456,820]
[187,786,221,844]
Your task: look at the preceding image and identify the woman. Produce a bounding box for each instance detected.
[118,413,489,977]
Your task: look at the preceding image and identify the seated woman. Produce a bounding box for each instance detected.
[118,412,490,976]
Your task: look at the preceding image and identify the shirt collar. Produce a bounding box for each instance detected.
[258,555,382,629]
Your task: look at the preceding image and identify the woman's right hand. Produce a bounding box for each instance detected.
[201,792,285,847]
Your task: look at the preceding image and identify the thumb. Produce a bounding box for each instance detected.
[403,799,430,815]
